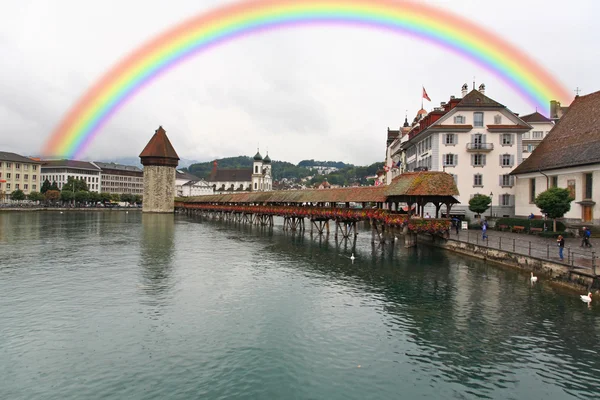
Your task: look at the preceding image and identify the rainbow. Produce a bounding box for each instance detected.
[42,0,571,159]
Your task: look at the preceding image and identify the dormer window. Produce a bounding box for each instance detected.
[454,115,465,124]
[494,115,502,124]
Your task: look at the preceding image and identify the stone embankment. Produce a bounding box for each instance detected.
[421,233,599,294]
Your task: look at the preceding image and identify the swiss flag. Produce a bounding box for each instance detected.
[422,87,431,102]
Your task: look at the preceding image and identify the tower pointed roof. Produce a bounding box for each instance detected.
[253,151,263,161]
[139,126,180,167]
[263,153,271,164]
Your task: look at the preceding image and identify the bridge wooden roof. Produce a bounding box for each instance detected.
[181,171,459,204]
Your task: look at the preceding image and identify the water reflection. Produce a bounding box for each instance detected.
[189,216,600,399]
[139,214,176,307]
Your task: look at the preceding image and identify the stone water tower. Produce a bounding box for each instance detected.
[139,126,180,213]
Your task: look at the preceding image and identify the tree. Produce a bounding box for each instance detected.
[50,181,59,191]
[41,179,51,194]
[62,177,89,192]
[99,192,112,203]
[534,187,574,232]
[10,189,26,201]
[27,191,45,202]
[133,194,142,204]
[60,191,74,202]
[110,193,121,202]
[88,191,100,204]
[120,193,133,203]
[468,194,492,217]
[74,191,90,204]
[44,190,60,203]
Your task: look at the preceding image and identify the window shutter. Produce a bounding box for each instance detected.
[470,154,474,166]
[482,154,487,165]
[482,134,487,143]
[499,175,502,186]
[510,155,515,166]
[509,133,514,145]
[499,154,503,166]
[470,134,474,144]
[442,134,446,144]
[510,195,515,207]
[454,174,458,186]
[454,154,458,166]
[442,154,446,165]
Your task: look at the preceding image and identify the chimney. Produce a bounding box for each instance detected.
[478,83,486,95]
[550,100,560,119]
[461,83,468,97]
[440,102,446,107]
[450,95,455,100]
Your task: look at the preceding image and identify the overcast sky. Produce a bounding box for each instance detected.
[1,0,598,165]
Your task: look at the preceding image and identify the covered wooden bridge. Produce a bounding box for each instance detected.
[175,171,459,241]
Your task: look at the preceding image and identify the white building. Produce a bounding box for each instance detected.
[251,151,272,191]
[512,91,597,224]
[175,170,213,197]
[206,151,273,193]
[398,84,532,218]
[519,111,555,159]
[41,160,101,192]
[93,161,143,195]
[0,151,43,200]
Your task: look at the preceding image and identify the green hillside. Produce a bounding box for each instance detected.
[183,156,383,186]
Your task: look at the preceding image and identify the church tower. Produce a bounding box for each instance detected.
[139,126,180,213]
[262,153,272,191]
[251,150,263,191]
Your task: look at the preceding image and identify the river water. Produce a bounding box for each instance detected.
[1,211,599,400]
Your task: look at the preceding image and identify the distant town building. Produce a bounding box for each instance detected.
[307,165,339,175]
[0,151,42,200]
[94,161,143,195]
[207,150,272,192]
[41,160,101,192]
[519,111,555,159]
[395,83,532,218]
[139,126,180,213]
[175,170,213,197]
[511,90,598,224]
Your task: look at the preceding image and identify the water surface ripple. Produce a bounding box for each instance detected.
[1,212,599,400]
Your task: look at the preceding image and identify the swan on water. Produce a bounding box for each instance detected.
[530,272,538,282]
[350,253,355,261]
[580,293,592,303]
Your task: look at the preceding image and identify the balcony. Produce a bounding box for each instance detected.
[466,143,494,152]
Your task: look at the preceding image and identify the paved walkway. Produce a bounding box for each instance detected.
[448,228,598,273]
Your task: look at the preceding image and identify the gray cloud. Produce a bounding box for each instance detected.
[0,0,598,165]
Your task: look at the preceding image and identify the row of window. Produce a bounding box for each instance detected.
[0,183,37,191]
[417,136,432,155]
[443,133,515,146]
[449,174,515,188]
[0,163,38,171]
[529,174,593,203]
[103,175,142,182]
[442,153,515,167]
[42,175,99,184]
[0,173,37,181]
[523,131,546,140]
[470,192,515,206]
[452,113,503,126]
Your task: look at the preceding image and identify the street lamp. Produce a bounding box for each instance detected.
[490,192,493,218]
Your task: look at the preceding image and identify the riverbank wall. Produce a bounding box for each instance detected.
[419,234,600,294]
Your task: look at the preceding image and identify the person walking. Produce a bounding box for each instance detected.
[557,234,565,261]
[453,217,460,234]
[482,220,488,240]
[581,227,592,248]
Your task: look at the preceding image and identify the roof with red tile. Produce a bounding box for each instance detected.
[455,90,505,108]
[182,171,459,204]
[512,91,600,174]
[139,126,180,166]
[520,111,553,123]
